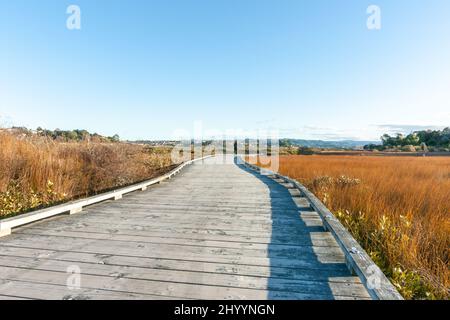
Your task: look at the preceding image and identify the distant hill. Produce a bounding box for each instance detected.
[131,140,179,146]
[130,138,380,150]
[280,138,379,149]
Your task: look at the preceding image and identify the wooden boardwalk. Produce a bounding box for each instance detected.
[0,156,371,300]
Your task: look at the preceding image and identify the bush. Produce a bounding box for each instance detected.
[401,145,416,152]
[297,147,314,155]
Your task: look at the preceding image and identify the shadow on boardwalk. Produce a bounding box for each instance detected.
[234,157,350,299]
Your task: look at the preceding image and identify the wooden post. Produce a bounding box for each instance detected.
[0,228,11,237]
[69,207,83,215]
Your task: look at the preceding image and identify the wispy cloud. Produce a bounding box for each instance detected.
[0,114,14,128]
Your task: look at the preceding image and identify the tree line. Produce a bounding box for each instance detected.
[35,127,120,142]
[364,128,450,152]
[5,127,120,143]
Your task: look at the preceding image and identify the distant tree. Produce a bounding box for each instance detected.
[30,127,119,142]
[404,133,420,146]
[297,147,314,155]
[381,134,396,147]
[363,143,383,151]
[379,128,449,152]
[279,139,292,147]
[67,130,78,141]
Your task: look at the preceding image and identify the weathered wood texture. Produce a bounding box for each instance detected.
[0,155,373,300]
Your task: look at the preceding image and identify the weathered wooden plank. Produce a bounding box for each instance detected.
[80,208,313,222]
[16,217,331,239]
[0,249,352,281]
[63,210,321,226]
[0,234,347,262]
[22,225,338,247]
[0,256,370,298]
[0,279,181,300]
[0,242,346,270]
[20,213,326,234]
[0,266,368,300]
[19,227,340,249]
[16,219,334,243]
[0,294,32,300]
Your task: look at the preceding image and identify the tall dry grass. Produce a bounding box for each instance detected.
[0,131,174,218]
[252,155,449,299]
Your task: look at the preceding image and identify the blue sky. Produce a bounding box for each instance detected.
[1,0,449,140]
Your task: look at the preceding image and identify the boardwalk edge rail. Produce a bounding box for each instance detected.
[240,157,403,300]
[0,155,212,238]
